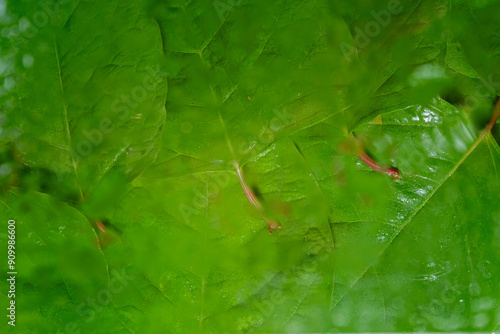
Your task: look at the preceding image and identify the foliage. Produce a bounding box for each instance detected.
[1,0,500,333]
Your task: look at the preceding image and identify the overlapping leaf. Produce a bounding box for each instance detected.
[1,0,500,333]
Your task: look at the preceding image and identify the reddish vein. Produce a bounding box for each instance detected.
[234,162,281,234]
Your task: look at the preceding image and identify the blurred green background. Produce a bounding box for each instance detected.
[1,0,500,333]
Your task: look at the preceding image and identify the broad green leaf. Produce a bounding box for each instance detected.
[1,0,500,333]
[2,0,167,197]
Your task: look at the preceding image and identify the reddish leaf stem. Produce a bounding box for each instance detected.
[96,220,107,233]
[234,162,281,234]
[234,162,263,211]
[485,98,500,133]
[352,132,401,181]
[357,151,402,181]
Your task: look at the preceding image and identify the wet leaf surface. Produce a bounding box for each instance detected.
[1,0,500,333]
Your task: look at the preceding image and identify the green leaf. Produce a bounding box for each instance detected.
[1,0,500,333]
